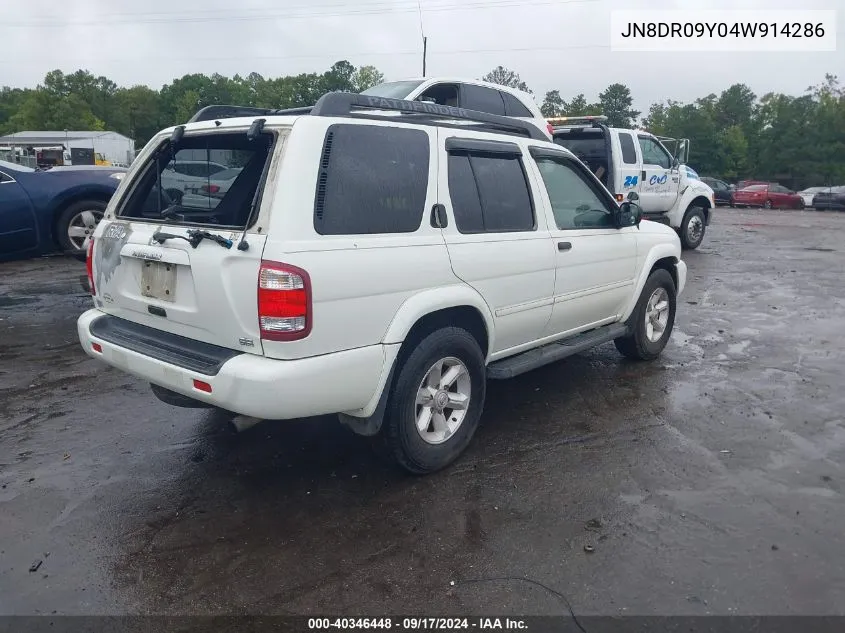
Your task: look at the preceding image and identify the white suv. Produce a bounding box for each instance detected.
[78,93,687,474]
[361,77,553,139]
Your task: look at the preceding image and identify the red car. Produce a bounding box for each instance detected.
[732,184,805,209]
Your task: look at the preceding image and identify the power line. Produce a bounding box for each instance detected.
[2,0,599,28]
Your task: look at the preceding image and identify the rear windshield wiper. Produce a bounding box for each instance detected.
[152,229,233,249]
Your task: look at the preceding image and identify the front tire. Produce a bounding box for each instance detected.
[615,269,677,361]
[56,200,107,256]
[680,206,706,250]
[763,199,773,209]
[381,327,486,475]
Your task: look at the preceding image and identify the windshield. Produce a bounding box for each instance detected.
[117,131,274,229]
[360,80,425,99]
[0,159,34,173]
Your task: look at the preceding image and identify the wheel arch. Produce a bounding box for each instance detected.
[686,194,713,223]
[340,290,494,435]
[620,246,681,323]
[49,188,114,248]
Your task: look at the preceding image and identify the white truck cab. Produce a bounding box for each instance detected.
[550,116,715,249]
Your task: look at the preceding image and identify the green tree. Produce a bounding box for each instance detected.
[352,65,385,92]
[598,83,640,128]
[481,66,532,93]
[562,94,602,116]
[540,90,565,117]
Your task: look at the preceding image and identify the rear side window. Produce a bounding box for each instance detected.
[501,91,533,117]
[314,124,429,235]
[447,152,534,233]
[619,133,637,164]
[461,85,506,116]
[118,132,273,229]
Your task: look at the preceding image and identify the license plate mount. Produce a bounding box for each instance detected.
[141,260,177,302]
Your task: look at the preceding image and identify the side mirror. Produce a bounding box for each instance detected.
[627,191,639,202]
[617,200,642,228]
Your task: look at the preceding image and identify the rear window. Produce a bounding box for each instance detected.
[501,91,533,117]
[118,132,273,229]
[447,152,534,233]
[314,124,429,235]
[462,85,506,116]
[553,134,606,161]
[619,133,637,164]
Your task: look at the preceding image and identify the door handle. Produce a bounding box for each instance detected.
[557,241,572,251]
[430,203,448,228]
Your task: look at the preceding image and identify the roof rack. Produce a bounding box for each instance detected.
[187,92,547,141]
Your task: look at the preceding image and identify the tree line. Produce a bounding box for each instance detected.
[0,61,384,147]
[2,62,844,189]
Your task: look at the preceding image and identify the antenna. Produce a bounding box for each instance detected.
[417,0,427,76]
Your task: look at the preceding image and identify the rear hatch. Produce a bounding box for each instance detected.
[91,125,281,356]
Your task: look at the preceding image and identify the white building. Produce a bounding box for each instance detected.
[0,130,136,166]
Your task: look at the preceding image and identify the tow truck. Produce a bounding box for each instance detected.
[548,115,715,250]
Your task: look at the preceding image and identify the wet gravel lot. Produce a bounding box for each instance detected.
[1,208,844,618]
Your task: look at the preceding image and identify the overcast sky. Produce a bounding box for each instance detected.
[2,0,842,111]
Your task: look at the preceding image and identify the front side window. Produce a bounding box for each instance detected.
[447,152,534,233]
[118,131,273,228]
[533,156,615,230]
[417,83,459,107]
[638,137,672,169]
[314,124,429,235]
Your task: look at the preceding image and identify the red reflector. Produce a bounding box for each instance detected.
[616,194,624,202]
[91,342,102,353]
[193,379,212,393]
[86,240,95,295]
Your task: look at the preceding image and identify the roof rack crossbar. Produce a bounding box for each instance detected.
[187,92,547,141]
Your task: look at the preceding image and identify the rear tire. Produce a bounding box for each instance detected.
[615,269,677,361]
[56,199,107,257]
[381,327,486,475]
[680,206,706,250]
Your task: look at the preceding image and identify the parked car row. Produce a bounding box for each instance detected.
[700,176,845,211]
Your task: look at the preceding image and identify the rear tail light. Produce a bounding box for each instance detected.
[257,261,311,341]
[201,184,220,194]
[86,239,95,295]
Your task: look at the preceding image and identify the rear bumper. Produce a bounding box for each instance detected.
[77,309,394,420]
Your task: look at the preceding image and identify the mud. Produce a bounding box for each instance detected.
[1,208,844,616]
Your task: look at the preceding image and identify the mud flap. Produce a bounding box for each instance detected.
[337,363,397,437]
